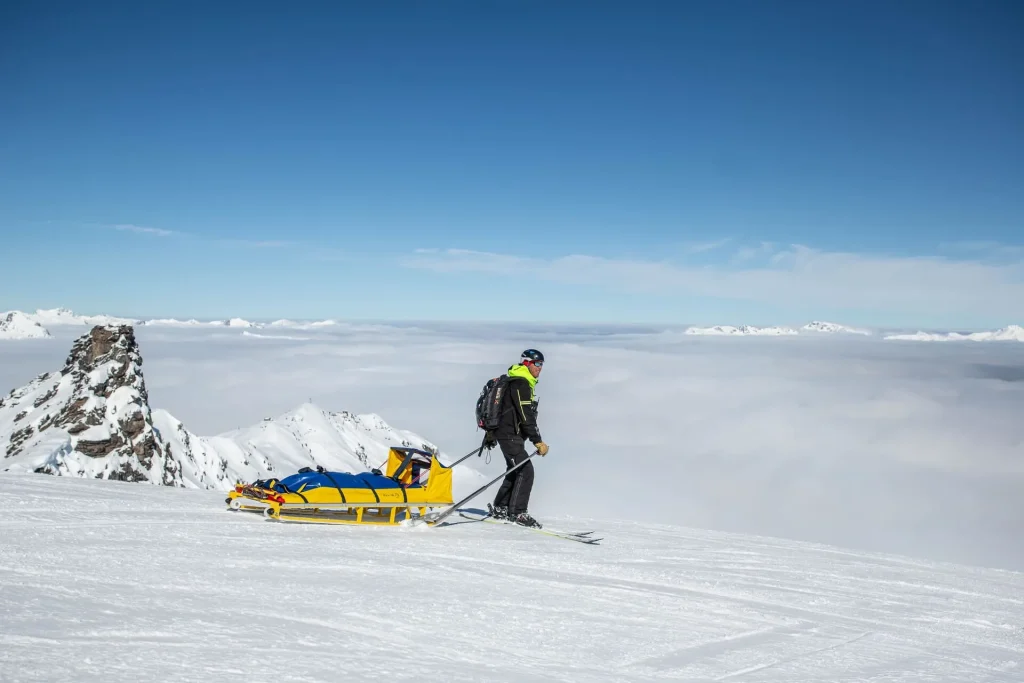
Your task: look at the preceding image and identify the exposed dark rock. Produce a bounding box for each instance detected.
[6,425,34,458]
[33,384,58,408]
[58,398,89,428]
[120,412,147,440]
[75,433,125,458]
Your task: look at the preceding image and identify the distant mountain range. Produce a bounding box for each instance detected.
[1,308,1021,342]
[683,321,872,336]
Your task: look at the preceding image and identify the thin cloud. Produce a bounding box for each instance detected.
[682,238,732,253]
[403,244,1024,321]
[937,240,1024,263]
[113,224,177,237]
[107,224,294,248]
[217,239,297,249]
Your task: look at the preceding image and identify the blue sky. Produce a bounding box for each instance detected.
[1,1,1022,328]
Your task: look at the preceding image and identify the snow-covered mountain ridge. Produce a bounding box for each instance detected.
[0,311,52,340]
[1,308,342,332]
[685,325,800,336]
[28,307,138,327]
[5,307,1022,342]
[684,321,873,336]
[1,324,463,491]
[885,325,1024,342]
[801,320,872,335]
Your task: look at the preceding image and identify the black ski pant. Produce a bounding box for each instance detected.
[492,438,534,515]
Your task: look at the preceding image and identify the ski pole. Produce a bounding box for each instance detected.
[424,450,538,525]
[445,434,490,469]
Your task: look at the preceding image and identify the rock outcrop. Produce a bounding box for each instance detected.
[0,325,181,483]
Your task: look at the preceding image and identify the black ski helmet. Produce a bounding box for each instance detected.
[521,348,544,364]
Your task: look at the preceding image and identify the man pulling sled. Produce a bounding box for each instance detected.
[478,349,550,529]
[226,348,553,530]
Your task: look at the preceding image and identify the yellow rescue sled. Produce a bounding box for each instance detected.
[225,446,453,525]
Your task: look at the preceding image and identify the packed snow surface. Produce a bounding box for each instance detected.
[885,325,1024,342]
[0,312,51,340]
[1,473,1021,682]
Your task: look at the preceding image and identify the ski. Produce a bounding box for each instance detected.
[462,512,597,537]
[457,509,602,545]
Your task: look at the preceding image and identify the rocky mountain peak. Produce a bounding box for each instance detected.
[62,325,148,398]
[0,325,180,484]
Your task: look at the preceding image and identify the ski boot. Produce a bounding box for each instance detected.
[488,503,511,521]
[513,511,542,529]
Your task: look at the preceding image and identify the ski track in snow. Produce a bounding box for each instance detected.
[1,475,1021,682]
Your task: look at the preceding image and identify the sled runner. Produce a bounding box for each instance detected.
[225,446,454,525]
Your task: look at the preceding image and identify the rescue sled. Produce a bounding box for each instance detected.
[225,446,453,525]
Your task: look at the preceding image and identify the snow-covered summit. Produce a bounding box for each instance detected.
[801,321,872,335]
[685,325,799,336]
[1,325,461,491]
[885,325,1024,342]
[0,311,52,340]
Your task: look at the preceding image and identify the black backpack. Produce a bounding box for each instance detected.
[476,374,510,431]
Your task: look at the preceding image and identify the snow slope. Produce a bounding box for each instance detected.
[1,472,1021,682]
[885,325,1024,342]
[0,311,52,340]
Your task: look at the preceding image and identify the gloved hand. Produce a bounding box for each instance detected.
[483,432,497,450]
[535,441,549,456]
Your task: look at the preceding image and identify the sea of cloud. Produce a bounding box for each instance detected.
[3,322,1023,572]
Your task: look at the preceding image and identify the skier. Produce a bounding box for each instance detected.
[488,349,549,528]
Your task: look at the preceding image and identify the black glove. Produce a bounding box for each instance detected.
[483,432,497,450]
